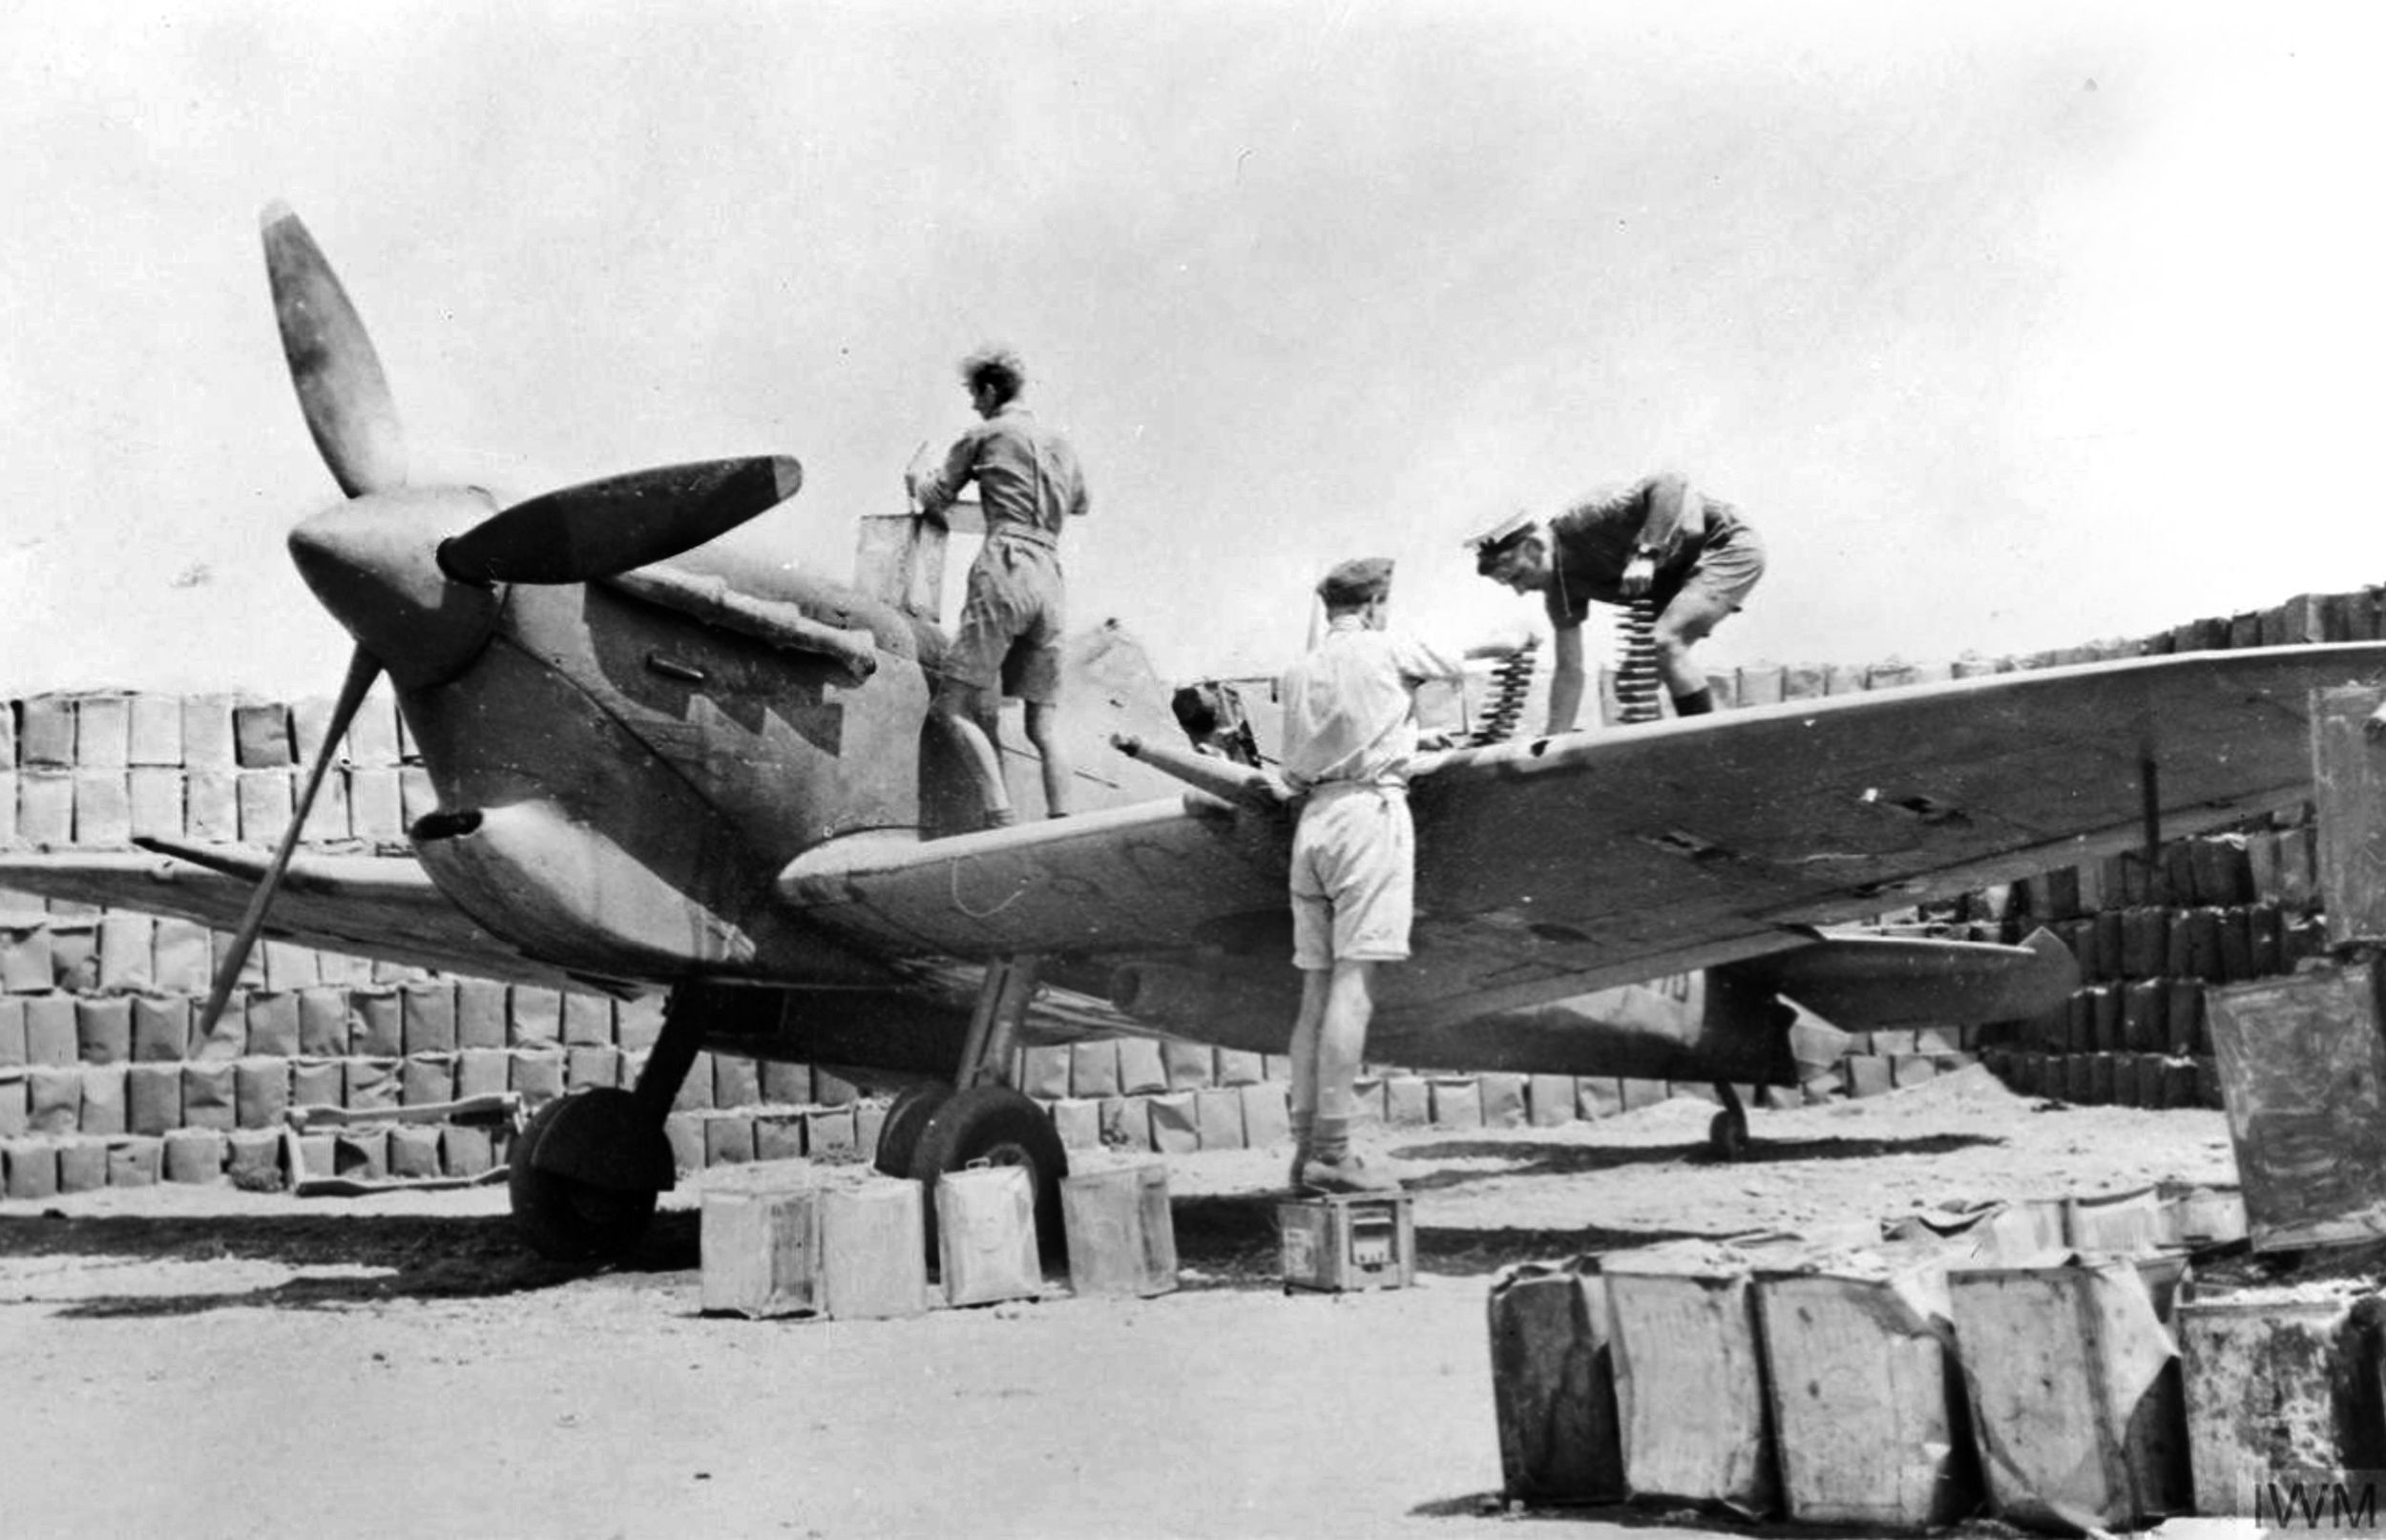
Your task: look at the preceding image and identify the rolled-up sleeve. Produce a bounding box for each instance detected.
[916,427,983,517]
[1393,635,1468,687]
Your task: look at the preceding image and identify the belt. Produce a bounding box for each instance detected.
[1304,779,1409,800]
[986,524,1058,551]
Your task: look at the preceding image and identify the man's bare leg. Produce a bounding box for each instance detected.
[1654,587,1733,715]
[931,677,1013,825]
[1305,959,1396,1190]
[1286,968,1330,1188]
[1312,960,1374,1128]
[1023,700,1073,817]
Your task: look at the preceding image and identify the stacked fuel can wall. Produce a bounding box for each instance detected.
[1878,824,2324,1111]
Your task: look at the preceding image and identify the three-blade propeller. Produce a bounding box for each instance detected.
[195,205,802,1042]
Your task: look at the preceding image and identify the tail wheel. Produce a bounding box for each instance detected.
[905,1085,1068,1260]
[874,1082,954,1177]
[509,1090,662,1263]
[1705,1080,1753,1162]
[1707,1104,1750,1162]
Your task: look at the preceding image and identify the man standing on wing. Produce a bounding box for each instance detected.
[1279,556,1508,1193]
[1468,471,1765,730]
[911,344,1090,828]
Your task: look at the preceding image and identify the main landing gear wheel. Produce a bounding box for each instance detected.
[509,1089,665,1263]
[874,1082,955,1178]
[905,1084,1069,1259]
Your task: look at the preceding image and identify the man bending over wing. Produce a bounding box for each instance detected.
[1467,471,1765,731]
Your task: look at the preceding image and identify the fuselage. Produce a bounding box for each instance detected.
[400,576,915,982]
[290,489,1179,987]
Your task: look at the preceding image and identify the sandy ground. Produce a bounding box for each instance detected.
[0,1071,2247,1540]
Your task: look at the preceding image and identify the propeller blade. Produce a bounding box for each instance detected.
[435,455,802,586]
[262,201,407,497]
[193,648,384,1045]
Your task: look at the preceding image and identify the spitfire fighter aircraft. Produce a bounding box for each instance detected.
[8,205,2383,1260]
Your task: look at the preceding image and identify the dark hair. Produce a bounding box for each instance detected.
[1171,684,1222,737]
[1475,531,1540,575]
[959,344,1025,406]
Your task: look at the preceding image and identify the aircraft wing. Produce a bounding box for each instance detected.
[0,843,588,990]
[781,643,2386,1019]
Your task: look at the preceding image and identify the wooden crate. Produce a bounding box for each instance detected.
[1278,1192,1413,1293]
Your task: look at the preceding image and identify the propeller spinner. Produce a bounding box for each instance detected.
[194,203,804,1042]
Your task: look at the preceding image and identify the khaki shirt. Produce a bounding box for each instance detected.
[918,403,1088,540]
[1544,475,1749,627]
[1279,618,1467,792]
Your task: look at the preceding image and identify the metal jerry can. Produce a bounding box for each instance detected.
[1058,1159,1179,1298]
[934,1162,1043,1307]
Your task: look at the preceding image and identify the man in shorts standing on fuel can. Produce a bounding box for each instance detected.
[1279,556,1502,1193]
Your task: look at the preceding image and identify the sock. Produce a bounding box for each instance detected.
[1290,1110,1313,1150]
[1670,687,1714,717]
[1309,1114,1350,1165]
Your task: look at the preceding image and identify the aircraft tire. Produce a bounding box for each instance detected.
[905,1085,1069,1260]
[509,1093,660,1263]
[873,1082,954,1178]
[1707,1105,1749,1162]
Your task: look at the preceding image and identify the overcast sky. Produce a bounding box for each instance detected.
[5,2,2382,697]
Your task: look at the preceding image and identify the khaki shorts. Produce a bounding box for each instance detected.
[1289,783,1415,968]
[942,534,1065,703]
[1666,522,1766,620]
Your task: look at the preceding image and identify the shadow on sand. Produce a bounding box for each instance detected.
[6,1129,1998,1316]
[1,1208,701,1318]
[1390,1130,2005,1192]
